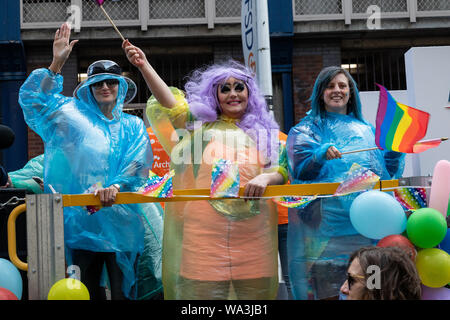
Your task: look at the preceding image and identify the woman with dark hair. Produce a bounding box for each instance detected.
[286,66,405,300]
[123,41,288,299]
[340,246,422,300]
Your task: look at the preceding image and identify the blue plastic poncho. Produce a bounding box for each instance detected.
[19,68,162,298]
[8,154,44,194]
[286,111,405,300]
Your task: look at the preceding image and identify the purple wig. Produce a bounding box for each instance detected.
[184,60,280,162]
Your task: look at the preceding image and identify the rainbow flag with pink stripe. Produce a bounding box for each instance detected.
[375,84,431,153]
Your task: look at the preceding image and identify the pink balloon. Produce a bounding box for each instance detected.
[429,160,450,219]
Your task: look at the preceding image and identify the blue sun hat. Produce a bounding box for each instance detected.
[73,60,137,105]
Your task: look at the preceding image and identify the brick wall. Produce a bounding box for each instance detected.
[213,43,244,64]
[24,44,78,160]
[291,41,341,123]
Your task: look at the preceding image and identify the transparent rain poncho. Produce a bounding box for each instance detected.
[146,87,287,300]
[19,68,163,299]
[286,111,405,300]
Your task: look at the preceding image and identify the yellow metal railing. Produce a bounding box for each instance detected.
[7,204,28,271]
[7,179,399,271]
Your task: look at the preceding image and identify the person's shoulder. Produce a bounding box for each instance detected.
[121,112,146,129]
[289,115,317,134]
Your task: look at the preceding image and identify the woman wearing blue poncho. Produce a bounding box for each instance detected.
[18,23,162,299]
[286,66,405,300]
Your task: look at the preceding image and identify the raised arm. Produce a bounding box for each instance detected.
[19,23,78,139]
[49,22,78,74]
[122,40,177,109]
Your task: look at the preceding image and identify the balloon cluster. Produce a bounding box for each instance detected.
[349,160,450,300]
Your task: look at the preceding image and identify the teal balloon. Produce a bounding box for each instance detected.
[0,258,23,299]
[407,208,447,249]
[350,190,407,239]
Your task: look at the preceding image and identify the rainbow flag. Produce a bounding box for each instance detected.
[375,84,430,153]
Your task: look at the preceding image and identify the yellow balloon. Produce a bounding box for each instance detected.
[47,278,90,300]
[415,248,450,288]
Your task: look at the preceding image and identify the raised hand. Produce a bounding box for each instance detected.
[49,22,78,73]
[122,39,148,68]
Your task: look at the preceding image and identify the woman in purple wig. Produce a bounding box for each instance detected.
[124,41,287,300]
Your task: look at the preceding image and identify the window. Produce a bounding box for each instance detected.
[341,49,407,91]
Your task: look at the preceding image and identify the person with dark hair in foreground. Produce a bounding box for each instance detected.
[340,246,422,300]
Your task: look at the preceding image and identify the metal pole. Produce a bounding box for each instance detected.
[26,193,65,300]
[256,0,273,114]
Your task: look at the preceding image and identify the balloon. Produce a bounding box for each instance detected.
[421,284,450,300]
[349,190,407,239]
[406,208,447,248]
[429,160,450,219]
[0,258,23,300]
[377,234,416,260]
[415,248,450,288]
[439,229,450,254]
[47,278,90,300]
[0,287,18,300]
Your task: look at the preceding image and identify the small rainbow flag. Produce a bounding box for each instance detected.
[273,195,317,209]
[375,84,430,153]
[334,163,380,196]
[141,170,174,198]
[394,187,427,211]
[210,159,240,198]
